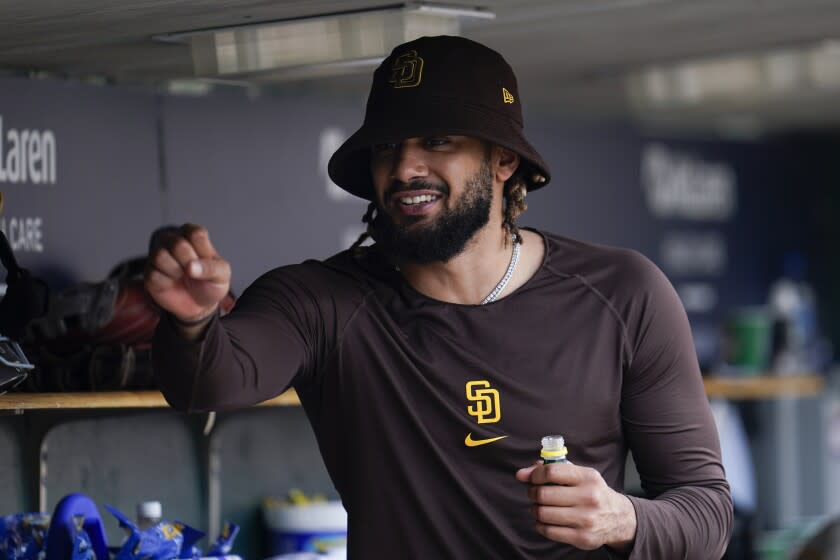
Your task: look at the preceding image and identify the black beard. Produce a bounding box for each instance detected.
[371,159,493,264]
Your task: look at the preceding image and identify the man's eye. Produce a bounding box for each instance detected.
[373,142,397,153]
[426,137,450,147]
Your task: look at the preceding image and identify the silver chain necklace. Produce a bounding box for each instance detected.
[480,236,521,305]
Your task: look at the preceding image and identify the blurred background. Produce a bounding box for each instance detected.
[1,1,840,558]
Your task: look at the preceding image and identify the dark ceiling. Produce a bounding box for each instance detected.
[3,0,840,132]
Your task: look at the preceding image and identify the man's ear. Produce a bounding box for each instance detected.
[493,146,520,183]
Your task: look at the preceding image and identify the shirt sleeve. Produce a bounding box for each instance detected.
[617,252,733,559]
[152,263,344,412]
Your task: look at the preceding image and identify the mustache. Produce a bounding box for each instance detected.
[384,180,449,203]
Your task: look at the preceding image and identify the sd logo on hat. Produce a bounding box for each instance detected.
[388,50,424,88]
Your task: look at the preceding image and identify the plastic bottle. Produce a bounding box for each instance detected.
[540,435,569,464]
[136,501,162,531]
[768,251,818,374]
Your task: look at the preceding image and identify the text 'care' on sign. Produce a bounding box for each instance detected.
[0,216,44,253]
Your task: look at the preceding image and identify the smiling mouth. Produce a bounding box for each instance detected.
[397,193,442,206]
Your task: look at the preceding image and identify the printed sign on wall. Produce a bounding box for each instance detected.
[0,77,162,288]
[0,114,58,254]
[641,141,739,366]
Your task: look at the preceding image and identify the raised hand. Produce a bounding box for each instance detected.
[144,224,231,324]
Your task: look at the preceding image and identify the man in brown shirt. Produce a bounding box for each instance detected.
[147,36,732,558]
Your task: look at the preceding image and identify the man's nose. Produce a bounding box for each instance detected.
[389,142,428,184]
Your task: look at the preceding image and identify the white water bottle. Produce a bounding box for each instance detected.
[136,501,162,530]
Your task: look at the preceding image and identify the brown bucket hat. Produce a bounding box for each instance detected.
[328,35,551,200]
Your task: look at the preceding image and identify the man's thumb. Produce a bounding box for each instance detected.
[188,259,224,281]
[516,463,539,482]
[188,261,204,278]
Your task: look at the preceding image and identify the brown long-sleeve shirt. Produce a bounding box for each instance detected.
[153,229,732,559]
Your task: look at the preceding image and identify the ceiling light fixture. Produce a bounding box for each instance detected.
[626,37,840,110]
[154,3,494,81]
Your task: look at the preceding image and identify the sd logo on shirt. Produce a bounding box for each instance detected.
[464,380,508,447]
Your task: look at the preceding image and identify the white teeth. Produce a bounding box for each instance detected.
[400,194,438,205]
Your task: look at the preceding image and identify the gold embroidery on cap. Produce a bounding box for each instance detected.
[389,50,424,88]
[502,88,515,104]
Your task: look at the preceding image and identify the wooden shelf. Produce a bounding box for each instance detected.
[0,389,300,411]
[703,374,824,400]
[0,375,823,411]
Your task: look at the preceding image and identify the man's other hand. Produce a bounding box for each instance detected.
[516,461,637,553]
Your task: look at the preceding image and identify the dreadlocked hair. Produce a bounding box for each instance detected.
[350,201,378,255]
[502,167,528,246]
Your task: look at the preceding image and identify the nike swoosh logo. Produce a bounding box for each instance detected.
[464,433,509,447]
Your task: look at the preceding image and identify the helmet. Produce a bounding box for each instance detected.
[0,225,46,393]
[0,334,33,394]
[26,225,236,391]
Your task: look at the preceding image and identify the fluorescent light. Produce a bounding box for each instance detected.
[809,41,840,88]
[243,57,387,83]
[154,3,494,80]
[627,38,840,110]
[408,4,495,19]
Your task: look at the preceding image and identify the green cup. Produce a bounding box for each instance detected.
[722,306,772,373]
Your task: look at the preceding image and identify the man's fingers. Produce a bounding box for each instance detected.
[145,268,177,292]
[168,236,200,268]
[181,224,218,259]
[527,484,582,507]
[516,464,540,482]
[536,523,575,541]
[527,463,590,486]
[531,505,582,528]
[178,222,203,238]
[536,523,598,550]
[147,249,228,287]
[149,248,183,280]
[187,258,230,283]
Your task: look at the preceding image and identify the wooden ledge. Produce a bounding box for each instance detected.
[0,389,300,411]
[0,375,824,411]
[703,374,824,400]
